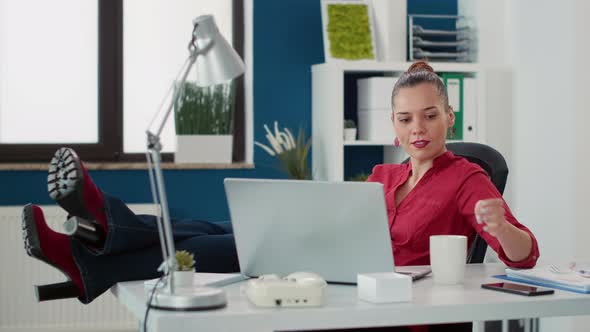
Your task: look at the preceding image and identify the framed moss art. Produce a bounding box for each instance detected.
[321,0,378,62]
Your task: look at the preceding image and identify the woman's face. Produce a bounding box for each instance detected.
[392,82,454,163]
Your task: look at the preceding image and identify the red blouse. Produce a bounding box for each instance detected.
[367,151,539,268]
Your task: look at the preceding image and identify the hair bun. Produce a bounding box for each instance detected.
[407,61,434,73]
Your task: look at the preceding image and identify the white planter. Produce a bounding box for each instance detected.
[173,269,195,288]
[343,128,357,141]
[175,135,233,164]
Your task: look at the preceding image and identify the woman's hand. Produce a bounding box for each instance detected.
[474,198,508,238]
[474,198,535,263]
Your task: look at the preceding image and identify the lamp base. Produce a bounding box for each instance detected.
[149,286,227,311]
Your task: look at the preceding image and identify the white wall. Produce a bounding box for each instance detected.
[509,0,576,262]
[572,0,590,264]
[468,0,590,330]
[458,0,515,206]
[508,0,585,331]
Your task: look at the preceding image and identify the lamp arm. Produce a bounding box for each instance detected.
[146,151,171,272]
[146,22,213,139]
[149,55,197,139]
[146,140,178,294]
[143,20,218,295]
[144,43,200,295]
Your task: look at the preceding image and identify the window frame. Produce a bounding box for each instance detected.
[0,0,244,163]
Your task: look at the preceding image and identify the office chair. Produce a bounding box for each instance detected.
[446,142,509,264]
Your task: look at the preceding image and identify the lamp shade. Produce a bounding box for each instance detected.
[191,15,245,87]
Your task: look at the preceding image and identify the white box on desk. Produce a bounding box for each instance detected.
[357,272,412,303]
[358,109,395,141]
[357,77,399,110]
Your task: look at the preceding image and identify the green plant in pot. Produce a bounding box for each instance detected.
[174,80,236,163]
[175,250,196,271]
[174,250,196,287]
[343,119,357,141]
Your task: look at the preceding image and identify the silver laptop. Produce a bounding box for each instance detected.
[223,178,430,283]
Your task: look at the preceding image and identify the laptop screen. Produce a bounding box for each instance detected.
[224,178,396,283]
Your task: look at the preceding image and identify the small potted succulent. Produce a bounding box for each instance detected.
[174,250,196,287]
[343,119,357,141]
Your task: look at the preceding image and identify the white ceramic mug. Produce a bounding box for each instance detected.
[429,235,467,285]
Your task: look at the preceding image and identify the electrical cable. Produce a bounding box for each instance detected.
[144,275,165,332]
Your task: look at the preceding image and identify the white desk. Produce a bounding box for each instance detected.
[112,264,590,332]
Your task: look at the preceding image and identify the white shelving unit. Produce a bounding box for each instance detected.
[311,61,487,181]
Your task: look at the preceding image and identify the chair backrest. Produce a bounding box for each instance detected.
[401,142,509,264]
[446,142,509,264]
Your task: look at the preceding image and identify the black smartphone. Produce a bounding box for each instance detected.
[481,282,555,296]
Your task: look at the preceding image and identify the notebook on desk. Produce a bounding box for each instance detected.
[223,178,431,283]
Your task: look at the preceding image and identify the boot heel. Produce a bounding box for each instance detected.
[35,281,79,301]
[63,216,105,247]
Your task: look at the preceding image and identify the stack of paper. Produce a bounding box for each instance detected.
[408,15,475,63]
[503,265,590,294]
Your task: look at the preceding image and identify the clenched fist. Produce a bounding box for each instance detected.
[475,198,508,237]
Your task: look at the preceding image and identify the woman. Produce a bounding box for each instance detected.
[22,61,538,307]
[368,61,538,268]
[363,61,538,332]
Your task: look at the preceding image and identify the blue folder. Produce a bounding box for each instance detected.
[494,274,590,294]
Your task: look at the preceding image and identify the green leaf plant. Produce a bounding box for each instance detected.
[175,250,196,271]
[327,4,375,60]
[174,80,236,135]
[255,122,311,180]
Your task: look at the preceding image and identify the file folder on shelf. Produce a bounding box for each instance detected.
[462,77,477,142]
[441,73,463,140]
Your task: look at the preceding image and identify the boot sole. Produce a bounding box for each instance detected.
[21,204,48,264]
[21,204,79,301]
[21,204,68,272]
[47,148,92,220]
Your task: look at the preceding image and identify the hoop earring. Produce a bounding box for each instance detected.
[394,137,400,147]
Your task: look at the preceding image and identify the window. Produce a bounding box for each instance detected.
[0,0,244,162]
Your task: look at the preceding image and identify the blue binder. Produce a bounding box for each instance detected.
[494,274,590,294]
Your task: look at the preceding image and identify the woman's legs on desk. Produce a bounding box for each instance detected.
[91,192,234,256]
[22,148,239,303]
[71,230,238,303]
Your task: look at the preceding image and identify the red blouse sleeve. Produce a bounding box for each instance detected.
[367,164,387,183]
[456,171,539,268]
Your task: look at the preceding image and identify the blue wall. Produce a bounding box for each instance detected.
[0,0,454,221]
[408,0,457,15]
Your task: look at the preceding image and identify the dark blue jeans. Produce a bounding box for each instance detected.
[70,193,240,303]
